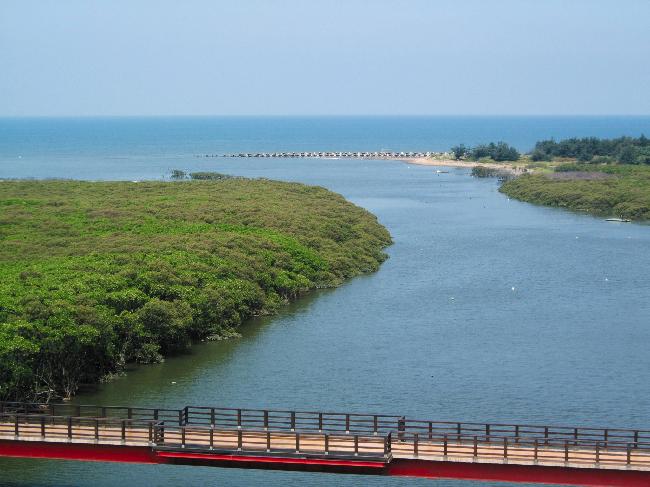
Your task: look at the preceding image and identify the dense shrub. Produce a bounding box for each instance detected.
[0,179,391,400]
[500,166,650,220]
[532,135,650,164]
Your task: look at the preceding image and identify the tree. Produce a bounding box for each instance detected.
[450,144,468,161]
[170,169,187,180]
[618,145,637,164]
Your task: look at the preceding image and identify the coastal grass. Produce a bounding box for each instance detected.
[500,165,650,220]
[0,179,391,400]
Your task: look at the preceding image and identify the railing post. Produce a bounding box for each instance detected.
[14,414,19,437]
[564,440,569,463]
[354,435,359,456]
[325,434,330,455]
[210,408,215,426]
[373,415,378,435]
[148,422,153,443]
[544,426,549,445]
[384,432,391,456]
[127,407,132,420]
[318,413,323,432]
[443,434,448,457]
[503,437,508,459]
[634,431,639,448]
[296,432,300,453]
[101,407,107,418]
[457,423,462,436]
[534,438,538,462]
[95,419,99,441]
[574,427,578,446]
[264,410,269,430]
[473,436,478,458]
[40,415,46,438]
[398,417,406,442]
[345,414,350,434]
[210,425,214,450]
[76,405,81,417]
[181,426,186,448]
[595,441,600,464]
[237,429,243,451]
[121,419,126,442]
[237,409,242,429]
[515,425,519,444]
[627,443,632,465]
[154,409,159,421]
[604,429,609,444]
[183,406,189,424]
[290,411,295,431]
[67,416,73,439]
[428,422,433,440]
[486,424,490,442]
[266,430,271,452]
[413,433,418,458]
[178,410,183,426]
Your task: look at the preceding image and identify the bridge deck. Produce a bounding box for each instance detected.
[1,402,650,486]
[2,421,650,471]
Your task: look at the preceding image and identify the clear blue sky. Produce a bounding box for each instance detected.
[1,0,649,116]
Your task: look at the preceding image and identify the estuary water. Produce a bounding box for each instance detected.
[1,117,650,487]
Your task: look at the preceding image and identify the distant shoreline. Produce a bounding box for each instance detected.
[396,156,526,174]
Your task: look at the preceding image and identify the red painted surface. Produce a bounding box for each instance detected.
[387,459,650,487]
[2,440,650,486]
[156,450,385,468]
[0,440,156,464]
[157,450,387,475]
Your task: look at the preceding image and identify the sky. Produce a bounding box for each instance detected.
[1,0,649,116]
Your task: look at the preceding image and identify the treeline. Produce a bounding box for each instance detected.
[531,135,650,164]
[451,142,520,162]
[0,179,391,401]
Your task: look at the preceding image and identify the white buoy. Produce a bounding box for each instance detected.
[511,286,515,291]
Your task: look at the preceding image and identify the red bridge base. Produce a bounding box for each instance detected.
[2,440,650,486]
[388,459,650,487]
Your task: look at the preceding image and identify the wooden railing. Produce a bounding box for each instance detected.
[2,401,650,469]
[392,432,650,469]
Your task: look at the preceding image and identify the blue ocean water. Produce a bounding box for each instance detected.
[1,116,650,180]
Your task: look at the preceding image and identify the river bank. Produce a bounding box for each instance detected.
[501,164,650,220]
[398,156,529,174]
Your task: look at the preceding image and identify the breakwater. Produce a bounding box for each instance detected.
[197,151,435,159]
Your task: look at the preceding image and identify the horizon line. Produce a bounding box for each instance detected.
[2,114,650,119]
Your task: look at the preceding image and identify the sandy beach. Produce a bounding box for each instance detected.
[397,157,526,174]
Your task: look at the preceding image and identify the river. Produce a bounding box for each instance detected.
[1,117,650,486]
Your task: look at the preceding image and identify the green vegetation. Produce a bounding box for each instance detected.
[530,135,650,164]
[500,164,650,220]
[471,166,513,180]
[0,179,391,400]
[450,142,520,162]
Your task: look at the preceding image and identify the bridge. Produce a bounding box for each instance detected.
[0,402,648,486]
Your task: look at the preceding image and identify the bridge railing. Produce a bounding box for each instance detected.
[392,431,650,468]
[0,412,392,461]
[183,406,402,435]
[0,401,183,425]
[153,422,392,460]
[399,419,650,448]
[0,412,160,444]
[2,401,649,451]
